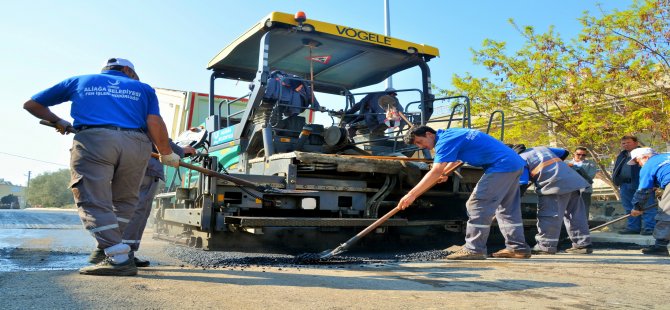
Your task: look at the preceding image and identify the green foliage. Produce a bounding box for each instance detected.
[26,169,73,208]
[439,0,670,184]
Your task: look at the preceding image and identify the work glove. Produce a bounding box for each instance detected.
[182,145,196,156]
[55,119,73,135]
[159,152,181,168]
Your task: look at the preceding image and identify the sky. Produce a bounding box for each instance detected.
[0,0,631,186]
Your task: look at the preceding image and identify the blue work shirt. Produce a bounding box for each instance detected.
[433,128,524,173]
[632,153,670,206]
[31,70,160,129]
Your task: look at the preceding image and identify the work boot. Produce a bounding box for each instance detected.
[491,248,532,259]
[130,251,150,268]
[641,245,669,256]
[618,229,640,235]
[564,245,593,254]
[530,245,556,255]
[88,248,106,264]
[446,247,486,260]
[640,229,654,236]
[79,257,137,276]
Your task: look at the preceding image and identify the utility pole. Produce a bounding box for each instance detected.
[24,171,31,209]
[384,0,392,89]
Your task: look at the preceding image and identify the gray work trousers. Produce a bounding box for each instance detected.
[69,128,151,249]
[535,190,591,252]
[464,169,529,253]
[653,187,670,246]
[581,191,592,220]
[123,175,160,251]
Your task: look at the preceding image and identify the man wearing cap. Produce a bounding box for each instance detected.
[628,148,669,256]
[344,88,403,138]
[612,135,657,235]
[23,58,180,276]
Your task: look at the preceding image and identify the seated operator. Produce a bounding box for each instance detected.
[344,87,403,138]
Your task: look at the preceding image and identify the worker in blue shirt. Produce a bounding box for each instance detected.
[515,145,592,254]
[24,58,179,276]
[628,148,669,256]
[399,126,531,260]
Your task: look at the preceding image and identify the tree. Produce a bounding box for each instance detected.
[442,0,670,190]
[26,169,74,208]
[579,0,670,146]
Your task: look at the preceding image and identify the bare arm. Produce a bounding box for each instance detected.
[398,161,462,210]
[146,114,173,155]
[23,100,61,123]
[410,161,448,194]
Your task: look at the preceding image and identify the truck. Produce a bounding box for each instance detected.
[152,11,522,252]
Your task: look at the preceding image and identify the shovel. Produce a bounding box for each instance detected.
[39,120,312,195]
[588,202,658,232]
[397,111,413,127]
[147,153,313,195]
[296,161,464,262]
[555,202,659,245]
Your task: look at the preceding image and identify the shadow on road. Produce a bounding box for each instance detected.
[138,266,577,292]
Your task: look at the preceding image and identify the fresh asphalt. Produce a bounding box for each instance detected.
[0,208,660,272]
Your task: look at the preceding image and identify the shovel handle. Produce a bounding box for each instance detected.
[589,202,658,232]
[397,111,413,127]
[344,161,465,244]
[425,161,464,195]
[39,120,77,133]
[151,153,259,188]
[39,120,270,191]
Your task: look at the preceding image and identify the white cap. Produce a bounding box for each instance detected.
[103,57,135,70]
[627,147,656,165]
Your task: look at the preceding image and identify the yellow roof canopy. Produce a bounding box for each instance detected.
[208,12,439,94]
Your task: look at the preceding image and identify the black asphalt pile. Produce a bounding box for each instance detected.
[165,244,460,268]
[166,246,295,269]
[292,254,371,265]
[165,246,373,269]
[394,249,451,262]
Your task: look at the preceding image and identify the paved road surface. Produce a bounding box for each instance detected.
[1,209,668,309]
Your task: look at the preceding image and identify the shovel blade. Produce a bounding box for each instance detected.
[295,246,342,263]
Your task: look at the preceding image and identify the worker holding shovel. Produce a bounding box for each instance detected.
[627,148,669,256]
[400,126,531,260]
[23,58,178,276]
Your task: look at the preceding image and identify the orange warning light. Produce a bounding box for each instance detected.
[295,11,307,24]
